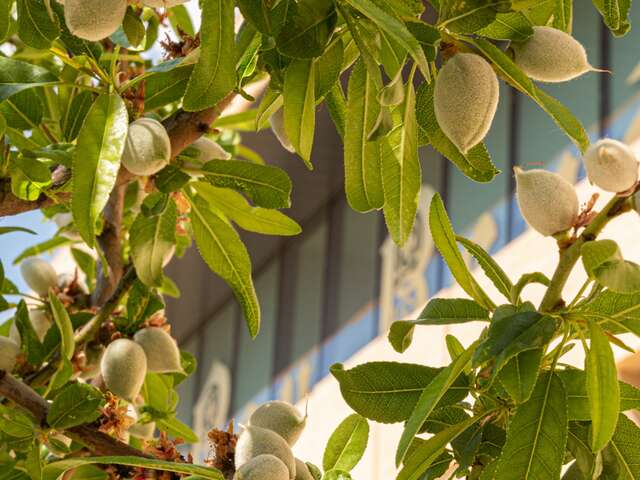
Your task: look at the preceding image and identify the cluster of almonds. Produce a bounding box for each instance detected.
[434,26,595,153]
[516,138,640,237]
[0,259,65,372]
[62,0,189,42]
[234,400,314,480]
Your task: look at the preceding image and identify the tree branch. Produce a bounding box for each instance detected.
[0,93,238,219]
[0,370,151,458]
[539,193,633,312]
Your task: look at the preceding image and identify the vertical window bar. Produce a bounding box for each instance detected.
[436,155,450,291]
[320,197,344,340]
[273,242,298,376]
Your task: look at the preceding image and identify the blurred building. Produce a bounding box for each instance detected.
[166,6,640,471]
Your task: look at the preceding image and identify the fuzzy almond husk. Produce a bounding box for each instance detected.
[512,26,593,83]
[101,338,147,401]
[234,454,290,480]
[584,138,639,192]
[144,0,189,7]
[434,53,499,154]
[0,337,20,372]
[133,327,183,374]
[235,426,296,479]
[20,258,57,297]
[515,167,579,236]
[65,0,127,41]
[121,118,171,176]
[249,400,306,447]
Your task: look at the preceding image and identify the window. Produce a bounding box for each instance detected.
[289,221,327,363]
[232,262,280,411]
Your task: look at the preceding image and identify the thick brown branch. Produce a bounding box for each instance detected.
[0,370,151,458]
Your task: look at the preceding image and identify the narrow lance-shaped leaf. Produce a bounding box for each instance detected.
[71,94,128,246]
[200,160,293,209]
[183,0,235,111]
[456,235,513,301]
[284,58,316,168]
[396,340,478,466]
[194,183,301,237]
[592,0,631,36]
[398,412,493,480]
[0,57,58,103]
[43,456,223,480]
[344,0,429,78]
[381,72,421,246]
[49,292,75,361]
[493,372,568,479]
[323,414,369,473]
[186,191,260,338]
[130,196,177,287]
[344,60,384,213]
[586,321,620,451]
[429,193,494,310]
[470,38,589,153]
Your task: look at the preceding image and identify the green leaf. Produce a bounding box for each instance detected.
[552,0,573,32]
[607,414,640,478]
[388,299,489,353]
[415,82,498,182]
[592,260,640,294]
[429,193,494,309]
[130,196,177,287]
[157,416,199,443]
[510,272,550,304]
[456,235,513,301]
[16,0,59,49]
[582,240,622,277]
[47,383,104,429]
[493,372,567,479]
[0,0,11,41]
[13,236,73,264]
[14,301,46,364]
[144,66,193,111]
[344,0,429,78]
[236,0,287,36]
[48,292,74,361]
[473,311,556,383]
[315,39,344,99]
[330,362,468,424]
[283,58,316,167]
[576,290,640,336]
[62,91,94,141]
[325,83,347,139]
[71,94,128,246]
[438,0,500,33]
[344,60,384,213]
[323,414,369,472]
[566,423,600,480]
[194,183,301,236]
[0,57,57,103]
[200,159,292,209]
[0,226,36,235]
[381,75,421,246]
[398,412,491,480]
[396,340,477,466]
[186,191,260,338]
[71,248,96,289]
[476,11,534,40]
[43,457,223,480]
[497,349,543,404]
[586,321,620,451]
[182,0,235,111]
[557,368,640,421]
[142,372,177,414]
[122,7,146,49]
[276,0,337,59]
[592,0,631,36]
[471,38,589,153]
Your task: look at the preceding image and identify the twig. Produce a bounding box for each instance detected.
[0,370,151,458]
[539,193,632,312]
